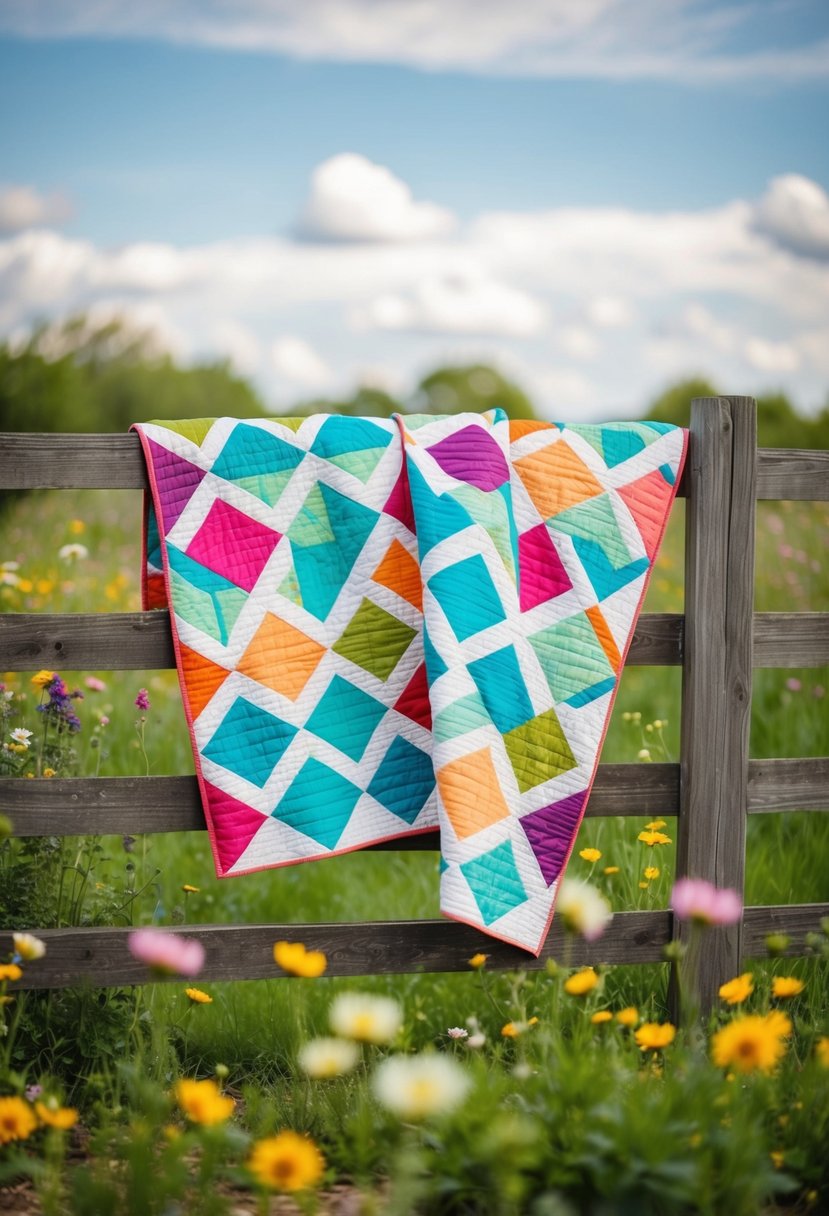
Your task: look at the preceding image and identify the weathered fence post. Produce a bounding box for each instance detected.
[671,396,757,1016]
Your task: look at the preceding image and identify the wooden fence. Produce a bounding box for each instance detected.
[1,397,828,1009]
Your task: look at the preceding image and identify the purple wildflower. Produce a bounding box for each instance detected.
[135,689,150,711]
[36,675,83,733]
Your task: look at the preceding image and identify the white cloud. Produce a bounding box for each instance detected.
[210,318,261,375]
[0,184,71,233]
[557,326,599,360]
[271,335,332,389]
[744,336,800,374]
[354,272,547,337]
[2,1,827,82]
[297,153,455,243]
[585,295,635,328]
[751,174,829,261]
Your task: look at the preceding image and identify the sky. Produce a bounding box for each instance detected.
[1,0,828,420]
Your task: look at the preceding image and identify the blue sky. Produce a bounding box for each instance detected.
[1,0,828,418]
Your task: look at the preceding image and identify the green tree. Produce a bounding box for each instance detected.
[413,364,537,419]
[645,377,829,449]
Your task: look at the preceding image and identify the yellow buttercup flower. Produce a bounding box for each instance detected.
[711,1014,788,1074]
[0,964,23,982]
[468,952,488,969]
[764,1009,792,1038]
[644,820,667,830]
[616,1007,639,1027]
[175,1078,234,1125]
[563,968,599,996]
[501,1022,521,1038]
[603,866,620,875]
[248,1131,324,1192]
[185,987,213,1004]
[181,884,200,894]
[0,1096,37,1144]
[591,1010,613,1024]
[644,867,660,880]
[718,973,754,1005]
[35,1099,78,1130]
[772,976,805,999]
[273,941,327,978]
[815,1037,829,1068]
[31,670,55,688]
[579,847,602,863]
[638,830,672,847]
[635,1022,676,1051]
[638,881,649,889]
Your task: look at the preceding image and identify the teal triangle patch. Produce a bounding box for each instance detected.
[327,446,387,482]
[553,493,632,570]
[433,691,491,742]
[460,840,528,925]
[407,460,475,558]
[289,483,335,547]
[572,537,650,601]
[453,483,517,582]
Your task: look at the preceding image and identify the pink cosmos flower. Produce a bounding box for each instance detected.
[670,879,742,927]
[128,928,205,976]
[85,677,106,692]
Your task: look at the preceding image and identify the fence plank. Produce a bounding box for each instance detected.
[747,758,829,813]
[0,764,681,837]
[756,448,829,501]
[743,903,829,954]
[0,911,672,990]
[674,397,756,1014]
[0,433,150,489]
[752,613,829,667]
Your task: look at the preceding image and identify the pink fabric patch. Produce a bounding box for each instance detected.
[186,499,281,592]
[204,780,269,873]
[518,523,572,611]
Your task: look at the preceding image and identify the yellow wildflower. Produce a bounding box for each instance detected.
[501,1022,521,1038]
[12,933,46,961]
[468,952,488,969]
[635,1022,676,1051]
[603,866,620,875]
[772,976,804,999]
[0,964,23,982]
[175,1078,234,1125]
[764,1009,792,1038]
[770,1151,785,1170]
[35,1099,78,1130]
[69,519,85,534]
[0,1097,37,1144]
[184,987,212,1004]
[638,881,649,889]
[591,1010,613,1024]
[644,867,660,880]
[616,1007,639,1027]
[563,968,599,996]
[273,941,327,978]
[645,820,667,830]
[579,847,602,863]
[638,830,672,847]
[17,578,33,593]
[815,1037,829,1067]
[42,768,56,778]
[182,884,200,894]
[718,973,754,1005]
[711,1014,788,1074]
[31,670,55,688]
[248,1131,324,1192]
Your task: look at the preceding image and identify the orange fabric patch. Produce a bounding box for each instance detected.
[371,538,423,611]
[179,644,230,718]
[238,613,326,700]
[514,439,604,520]
[509,419,552,443]
[585,604,621,672]
[437,747,511,840]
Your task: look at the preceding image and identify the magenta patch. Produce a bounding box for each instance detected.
[520,790,586,886]
[427,425,509,492]
[148,439,207,531]
[186,499,281,592]
[204,780,269,873]
[518,524,572,611]
[383,462,415,533]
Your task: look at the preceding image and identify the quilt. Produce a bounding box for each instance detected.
[133,410,687,955]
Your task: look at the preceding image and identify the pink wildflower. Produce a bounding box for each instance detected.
[670,879,742,927]
[85,677,106,692]
[135,689,150,711]
[447,1027,468,1040]
[128,929,205,977]
[785,678,802,692]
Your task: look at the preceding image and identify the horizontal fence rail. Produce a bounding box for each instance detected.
[2,903,826,991]
[2,758,827,838]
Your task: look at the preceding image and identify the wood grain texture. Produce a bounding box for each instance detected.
[0,433,149,489]
[747,757,829,813]
[0,910,672,990]
[756,448,829,501]
[752,613,829,667]
[743,903,829,954]
[0,764,681,837]
[674,397,756,1013]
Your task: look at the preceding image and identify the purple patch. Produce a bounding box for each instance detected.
[520,790,587,886]
[427,425,510,492]
[186,499,281,592]
[148,439,207,532]
[518,524,572,611]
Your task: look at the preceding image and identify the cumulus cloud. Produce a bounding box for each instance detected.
[297,153,455,243]
[0,184,72,233]
[354,272,547,337]
[2,0,827,82]
[751,174,829,261]
[271,335,332,389]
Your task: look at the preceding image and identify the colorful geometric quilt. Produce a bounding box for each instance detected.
[134,411,687,955]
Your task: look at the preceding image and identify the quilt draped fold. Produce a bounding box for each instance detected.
[133,410,687,955]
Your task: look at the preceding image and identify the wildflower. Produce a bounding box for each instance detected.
[501,1022,521,1037]
[58,543,88,561]
[12,933,46,961]
[184,987,213,1004]
[0,1097,38,1144]
[467,1032,486,1049]
[329,992,402,1044]
[616,1007,639,1027]
[175,1078,234,1125]
[635,1022,676,1051]
[770,1150,785,1169]
[764,1010,792,1039]
[182,884,200,894]
[579,847,602,863]
[128,928,205,977]
[815,1037,829,1068]
[298,1037,359,1079]
[42,768,56,778]
[69,519,85,535]
[0,964,23,982]
[135,688,150,711]
[35,1099,78,1130]
[24,1085,43,1102]
[638,881,649,889]
[711,1014,788,1074]
[556,878,613,940]
[591,1010,613,1024]
[670,878,742,926]
[637,748,651,761]
[31,670,55,688]
[468,952,488,969]
[603,866,620,875]
[248,1131,324,1191]
[273,940,327,978]
[718,973,754,1005]
[9,728,33,747]
[447,1027,468,1040]
[84,677,106,691]
[373,1053,470,1121]
[564,968,599,996]
[772,975,805,998]
[644,866,660,880]
[645,820,667,830]
[638,830,672,846]
[36,675,83,733]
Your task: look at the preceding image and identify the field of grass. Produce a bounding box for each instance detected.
[1,483,827,1213]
